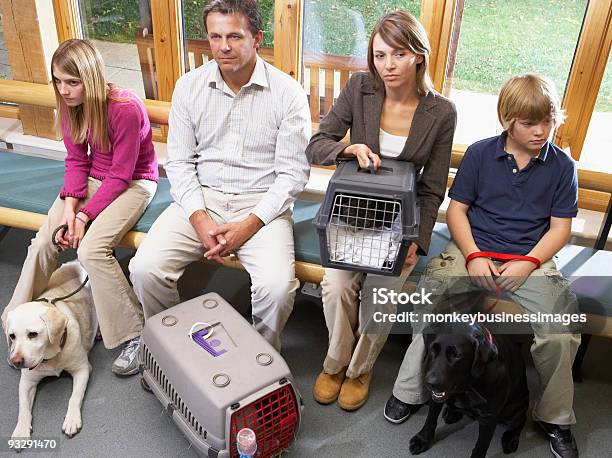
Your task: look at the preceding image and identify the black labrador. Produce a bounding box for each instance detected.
[409,322,529,458]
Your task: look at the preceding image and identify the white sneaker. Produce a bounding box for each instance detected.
[112,337,141,376]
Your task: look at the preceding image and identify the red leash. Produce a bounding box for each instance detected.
[465,251,541,309]
[465,251,541,269]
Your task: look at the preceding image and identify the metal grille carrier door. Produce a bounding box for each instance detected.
[140,293,303,457]
[314,159,419,276]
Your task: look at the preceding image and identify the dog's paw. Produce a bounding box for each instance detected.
[501,429,520,454]
[409,432,433,455]
[11,424,31,451]
[62,411,82,437]
[442,406,463,424]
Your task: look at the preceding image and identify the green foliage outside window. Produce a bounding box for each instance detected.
[76,0,610,110]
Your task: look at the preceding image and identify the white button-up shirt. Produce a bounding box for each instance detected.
[165,55,311,224]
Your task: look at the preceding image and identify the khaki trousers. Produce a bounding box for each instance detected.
[129,188,299,351]
[392,241,581,425]
[3,177,156,349]
[321,265,413,379]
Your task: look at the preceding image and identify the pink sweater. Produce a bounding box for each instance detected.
[60,89,159,220]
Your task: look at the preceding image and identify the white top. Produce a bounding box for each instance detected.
[165,55,311,224]
[379,128,408,158]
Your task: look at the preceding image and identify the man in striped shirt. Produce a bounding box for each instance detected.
[130,0,311,351]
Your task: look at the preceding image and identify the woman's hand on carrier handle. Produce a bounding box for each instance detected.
[342,144,381,170]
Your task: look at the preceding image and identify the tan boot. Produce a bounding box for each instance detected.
[313,369,346,404]
[338,372,372,411]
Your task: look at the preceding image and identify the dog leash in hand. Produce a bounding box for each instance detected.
[465,251,541,311]
[36,224,89,305]
[25,225,88,369]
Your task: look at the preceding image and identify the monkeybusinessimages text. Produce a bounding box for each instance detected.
[371,288,587,327]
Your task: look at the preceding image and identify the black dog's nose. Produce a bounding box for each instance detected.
[425,373,443,391]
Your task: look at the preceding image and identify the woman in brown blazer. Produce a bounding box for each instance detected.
[305,10,457,411]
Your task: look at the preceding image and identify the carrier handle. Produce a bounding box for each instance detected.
[335,156,378,174]
[188,322,214,340]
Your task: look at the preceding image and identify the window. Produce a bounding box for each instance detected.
[181,0,275,72]
[77,0,151,99]
[0,17,11,79]
[302,0,420,121]
[446,0,588,145]
[579,52,612,174]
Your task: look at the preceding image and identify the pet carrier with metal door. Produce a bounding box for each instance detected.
[313,159,419,276]
[139,292,303,458]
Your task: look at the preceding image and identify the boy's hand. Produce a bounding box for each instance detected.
[466,257,499,291]
[495,260,538,292]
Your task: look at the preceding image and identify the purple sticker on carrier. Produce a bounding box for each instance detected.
[192,328,228,357]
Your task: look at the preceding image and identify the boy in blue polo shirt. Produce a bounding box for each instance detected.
[383,74,580,458]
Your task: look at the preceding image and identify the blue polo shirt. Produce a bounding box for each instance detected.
[448,132,578,255]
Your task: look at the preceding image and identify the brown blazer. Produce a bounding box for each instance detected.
[305,71,457,255]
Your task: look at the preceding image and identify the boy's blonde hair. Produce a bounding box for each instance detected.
[51,39,112,151]
[497,74,565,132]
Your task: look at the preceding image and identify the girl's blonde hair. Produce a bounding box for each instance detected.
[497,74,565,132]
[51,39,111,151]
[367,10,434,95]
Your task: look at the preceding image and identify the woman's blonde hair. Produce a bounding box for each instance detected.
[51,39,111,151]
[367,10,433,95]
[497,74,565,132]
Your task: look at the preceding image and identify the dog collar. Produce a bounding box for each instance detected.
[482,325,494,347]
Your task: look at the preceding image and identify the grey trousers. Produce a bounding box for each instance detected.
[392,241,581,425]
[129,188,299,352]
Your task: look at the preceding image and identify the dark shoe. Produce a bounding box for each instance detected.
[383,394,422,424]
[537,422,579,458]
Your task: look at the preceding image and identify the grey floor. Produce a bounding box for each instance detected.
[1,229,612,458]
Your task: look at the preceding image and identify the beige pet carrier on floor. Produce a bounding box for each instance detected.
[140,292,303,457]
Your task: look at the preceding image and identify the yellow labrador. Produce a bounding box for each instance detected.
[4,261,97,441]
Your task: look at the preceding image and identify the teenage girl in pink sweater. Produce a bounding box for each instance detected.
[3,39,158,376]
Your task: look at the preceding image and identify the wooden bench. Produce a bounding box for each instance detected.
[0,150,325,284]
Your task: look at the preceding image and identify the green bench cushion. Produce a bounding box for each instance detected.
[1,150,611,318]
[0,152,64,214]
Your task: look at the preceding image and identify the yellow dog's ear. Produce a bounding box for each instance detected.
[3,310,12,347]
[1,308,9,335]
[41,308,68,346]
